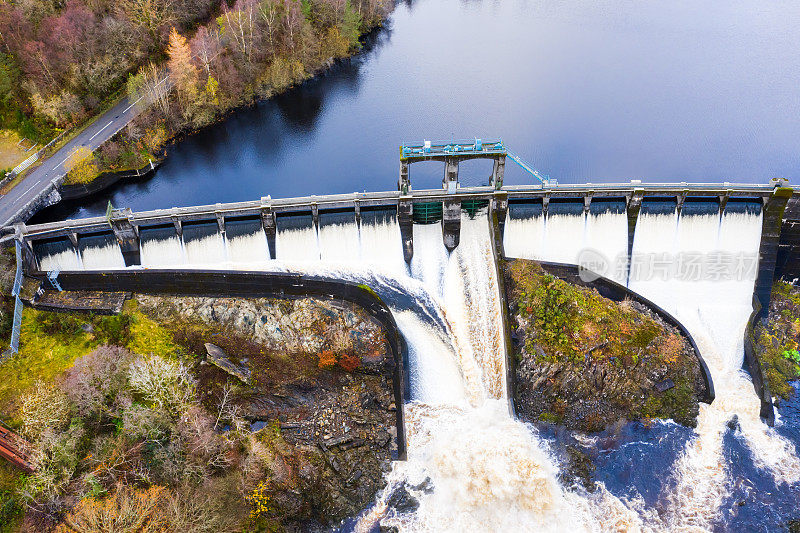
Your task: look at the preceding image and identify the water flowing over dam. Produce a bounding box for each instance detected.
[17,181,800,530]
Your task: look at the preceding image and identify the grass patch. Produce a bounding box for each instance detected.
[0,302,184,413]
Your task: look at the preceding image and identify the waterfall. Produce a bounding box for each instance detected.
[503,201,628,284]
[318,211,361,264]
[34,238,82,271]
[183,222,227,265]
[359,212,643,532]
[140,226,184,266]
[359,209,406,276]
[275,213,320,262]
[629,208,800,529]
[79,233,125,269]
[225,218,270,263]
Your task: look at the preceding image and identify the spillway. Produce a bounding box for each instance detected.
[503,199,629,284]
[34,238,82,271]
[139,225,184,266]
[79,233,125,269]
[629,203,800,529]
[225,218,270,263]
[183,222,227,265]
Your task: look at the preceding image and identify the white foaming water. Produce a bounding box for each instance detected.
[359,214,406,276]
[80,242,125,269]
[503,212,545,260]
[585,212,629,285]
[362,212,645,532]
[140,234,184,266]
[275,224,319,262]
[38,246,82,271]
[318,219,361,264]
[504,209,628,285]
[630,210,800,529]
[226,230,270,263]
[541,212,587,264]
[183,232,227,265]
[409,223,449,296]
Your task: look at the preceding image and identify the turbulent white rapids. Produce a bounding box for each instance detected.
[35,204,800,531]
[629,210,800,529]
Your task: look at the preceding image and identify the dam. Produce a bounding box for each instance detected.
[4,150,800,530]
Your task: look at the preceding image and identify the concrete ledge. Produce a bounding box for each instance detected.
[33,269,409,460]
[488,202,517,415]
[59,161,161,201]
[505,259,716,405]
[743,296,776,425]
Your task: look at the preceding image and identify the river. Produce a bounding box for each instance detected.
[33,0,800,222]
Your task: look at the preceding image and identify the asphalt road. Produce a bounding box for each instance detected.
[0,77,169,228]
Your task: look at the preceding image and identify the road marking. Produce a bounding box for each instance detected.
[88,121,114,142]
[58,151,74,167]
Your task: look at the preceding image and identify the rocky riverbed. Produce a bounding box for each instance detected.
[135,294,398,529]
[505,260,705,433]
[754,281,800,402]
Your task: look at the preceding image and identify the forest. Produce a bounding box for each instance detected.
[0,0,388,180]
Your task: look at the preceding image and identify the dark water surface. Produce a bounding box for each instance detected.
[35,0,800,221]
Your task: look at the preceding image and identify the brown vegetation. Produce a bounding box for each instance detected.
[0,0,390,180]
[506,260,704,432]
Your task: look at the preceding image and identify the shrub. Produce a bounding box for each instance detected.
[317,350,337,369]
[64,346,136,421]
[95,315,134,346]
[338,352,361,372]
[128,355,196,415]
[176,406,232,475]
[121,405,173,442]
[56,485,169,533]
[19,381,71,441]
[23,420,85,502]
[33,311,84,337]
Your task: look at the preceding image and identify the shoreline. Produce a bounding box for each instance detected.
[36,22,389,222]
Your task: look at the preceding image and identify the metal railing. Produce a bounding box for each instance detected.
[4,240,24,359]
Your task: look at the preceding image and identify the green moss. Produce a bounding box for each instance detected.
[538,412,562,424]
[756,282,800,400]
[0,301,183,411]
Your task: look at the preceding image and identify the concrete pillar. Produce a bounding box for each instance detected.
[493,191,509,240]
[491,156,506,190]
[676,190,688,214]
[109,208,140,267]
[260,196,276,260]
[442,199,461,251]
[353,198,361,228]
[172,216,183,237]
[718,190,732,215]
[398,199,413,263]
[443,157,459,191]
[311,203,319,230]
[754,187,793,321]
[214,206,225,233]
[18,237,37,274]
[776,195,800,280]
[399,161,410,194]
[67,232,78,248]
[542,194,550,218]
[626,189,644,261]
[583,193,593,214]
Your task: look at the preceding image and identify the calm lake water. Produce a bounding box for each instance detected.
[36,0,800,221]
